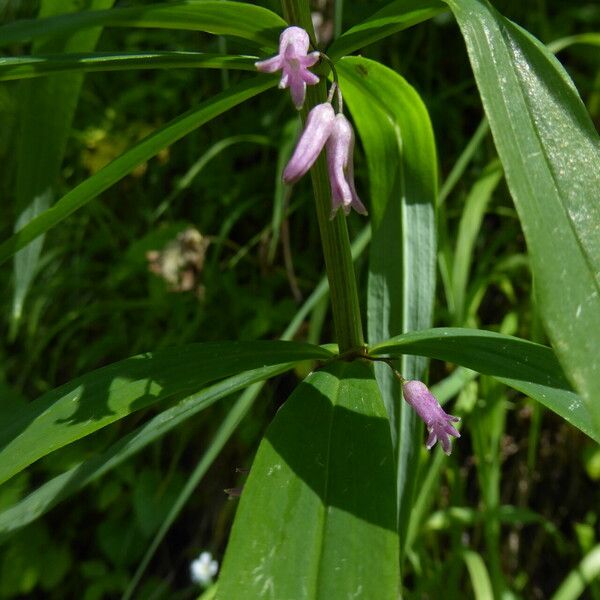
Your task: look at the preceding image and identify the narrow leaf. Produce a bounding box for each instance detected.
[0,1,286,49]
[0,52,257,81]
[328,0,445,61]
[0,341,331,486]
[370,327,599,443]
[0,74,277,266]
[338,56,437,544]
[0,363,298,541]
[444,0,600,433]
[12,0,115,326]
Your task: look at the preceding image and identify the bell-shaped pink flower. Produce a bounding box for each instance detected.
[255,26,320,110]
[402,380,461,455]
[326,114,368,218]
[283,102,335,184]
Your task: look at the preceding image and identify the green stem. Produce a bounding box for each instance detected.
[281,0,364,353]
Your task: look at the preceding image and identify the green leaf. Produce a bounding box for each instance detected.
[0,341,332,486]
[218,361,399,599]
[0,1,286,49]
[551,544,600,600]
[328,0,445,61]
[370,327,599,444]
[11,0,115,328]
[463,550,495,600]
[338,56,438,546]
[0,362,296,541]
[443,0,600,434]
[451,161,503,324]
[0,51,257,81]
[0,74,277,267]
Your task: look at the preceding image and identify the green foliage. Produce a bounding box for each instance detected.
[218,361,398,599]
[0,0,598,597]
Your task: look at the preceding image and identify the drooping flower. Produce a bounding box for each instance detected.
[326,113,368,218]
[283,102,335,183]
[402,380,461,455]
[190,551,219,586]
[255,26,320,109]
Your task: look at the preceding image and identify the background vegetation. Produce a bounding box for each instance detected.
[0,0,599,598]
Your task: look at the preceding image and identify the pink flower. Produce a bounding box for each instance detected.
[326,114,368,218]
[255,26,320,110]
[402,380,461,455]
[283,102,335,184]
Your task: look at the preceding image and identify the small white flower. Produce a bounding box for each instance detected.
[190,551,219,586]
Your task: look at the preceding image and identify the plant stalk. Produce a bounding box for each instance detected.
[281,0,364,353]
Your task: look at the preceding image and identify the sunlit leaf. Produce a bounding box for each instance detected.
[444,0,600,434]
[371,327,599,444]
[0,341,332,485]
[218,361,399,599]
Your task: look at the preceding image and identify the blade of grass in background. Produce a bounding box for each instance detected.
[328,0,445,60]
[450,161,503,324]
[463,550,495,600]
[217,361,399,600]
[0,52,257,81]
[123,383,262,600]
[0,74,277,266]
[444,0,600,434]
[0,1,285,49]
[371,327,599,444]
[551,544,600,600]
[0,341,332,486]
[338,56,437,550]
[11,0,115,336]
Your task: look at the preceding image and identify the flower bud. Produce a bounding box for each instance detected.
[326,114,368,218]
[283,102,335,183]
[402,380,461,455]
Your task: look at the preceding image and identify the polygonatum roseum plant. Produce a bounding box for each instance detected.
[2,1,598,599]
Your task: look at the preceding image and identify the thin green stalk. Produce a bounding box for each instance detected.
[280,0,364,352]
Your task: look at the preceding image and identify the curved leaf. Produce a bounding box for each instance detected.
[328,0,445,61]
[443,0,600,433]
[218,361,398,599]
[0,1,286,49]
[0,51,257,81]
[370,327,599,444]
[0,363,298,542]
[338,56,437,544]
[0,341,332,486]
[0,74,276,266]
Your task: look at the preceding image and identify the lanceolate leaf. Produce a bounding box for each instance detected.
[0,341,332,486]
[370,328,599,444]
[12,0,115,327]
[0,52,257,81]
[218,361,399,599]
[443,0,600,433]
[0,74,277,266]
[0,1,286,49]
[0,364,296,542]
[338,56,437,544]
[328,0,445,61]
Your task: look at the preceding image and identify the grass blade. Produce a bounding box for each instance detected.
[0,74,277,267]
